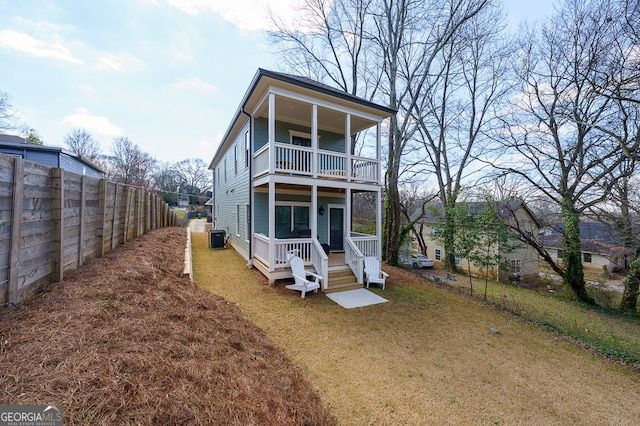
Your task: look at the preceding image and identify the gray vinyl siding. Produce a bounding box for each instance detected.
[254,117,345,153]
[215,121,251,259]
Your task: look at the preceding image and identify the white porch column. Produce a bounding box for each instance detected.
[376,188,382,259]
[346,113,351,182]
[268,180,275,272]
[311,184,318,240]
[376,122,382,185]
[269,93,276,173]
[312,104,318,177]
[345,187,352,236]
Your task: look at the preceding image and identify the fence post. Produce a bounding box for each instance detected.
[134,188,141,238]
[123,185,131,243]
[111,183,119,250]
[51,168,64,283]
[98,178,107,257]
[78,175,86,267]
[7,158,24,305]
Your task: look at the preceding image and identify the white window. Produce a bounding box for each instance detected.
[433,228,441,238]
[511,259,522,273]
[434,249,441,261]
[244,130,250,168]
[234,144,238,174]
[236,204,240,236]
[455,255,461,266]
[245,204,250,241]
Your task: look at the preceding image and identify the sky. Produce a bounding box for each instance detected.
[0,0,557,165]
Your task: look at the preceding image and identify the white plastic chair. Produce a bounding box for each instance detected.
[285,256,322,298]
[364,256,389,290]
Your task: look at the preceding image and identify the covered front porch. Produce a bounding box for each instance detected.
[252,231,379,292]
[250,181,382,291]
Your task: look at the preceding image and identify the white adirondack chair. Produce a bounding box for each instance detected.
[286,256,322,298]
[364,256,389,290]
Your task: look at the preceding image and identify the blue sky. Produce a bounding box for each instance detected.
[0,0,556,165]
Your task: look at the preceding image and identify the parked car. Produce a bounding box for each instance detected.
[402,253,434,269]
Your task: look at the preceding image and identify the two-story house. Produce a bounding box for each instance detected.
[209,69,395,291]
[413,200,540,281]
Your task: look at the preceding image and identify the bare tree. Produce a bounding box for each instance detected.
[63,128,102,162]
[152,162,184,205]
[362,0,492,265]
[105,137,156,187]
[0,91,15,130]
[175,158,211,196]
[408,3,511,271]
[492,0,634,303]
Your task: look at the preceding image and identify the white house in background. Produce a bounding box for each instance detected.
[209,69,395,292]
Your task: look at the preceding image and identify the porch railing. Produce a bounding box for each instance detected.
[312,239,329,290]
[252,143,379,183]
[350,232,379,258]
[253,234,327,287]
[345,237,364,284]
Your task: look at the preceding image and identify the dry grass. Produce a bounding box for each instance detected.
[192,232,640,425]
[0,227,336,425]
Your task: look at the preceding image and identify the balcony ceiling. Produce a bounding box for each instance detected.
[254,95,377,135]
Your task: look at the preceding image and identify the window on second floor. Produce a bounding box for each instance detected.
[244,130,250,168]
[433,228,441,238]
[510,259,522,273]
[289,130,312,147]
[583,252,592,263]
[234,144,238,174]
[434,249,441,261]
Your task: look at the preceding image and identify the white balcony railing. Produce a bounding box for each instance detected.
[253,143,379,183]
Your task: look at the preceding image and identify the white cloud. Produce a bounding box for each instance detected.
[0,29,82,64]
[170,76,218,91]
[59,108,123,137]
[95,52,146,72]
[167,0,308,31]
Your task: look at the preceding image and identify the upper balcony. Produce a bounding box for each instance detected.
[253,142,379,183]
[248,86,387,185]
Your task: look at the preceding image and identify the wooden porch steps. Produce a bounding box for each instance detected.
[324,264,362,293]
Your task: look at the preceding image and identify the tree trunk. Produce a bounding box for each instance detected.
[443,200,458,272]
[620,255,640,312]
[561,202,595,304]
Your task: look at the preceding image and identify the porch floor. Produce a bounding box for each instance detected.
[328,252,346,266]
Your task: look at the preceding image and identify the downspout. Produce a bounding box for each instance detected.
[242,107,253,267]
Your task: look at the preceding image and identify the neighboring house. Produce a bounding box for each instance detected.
[0,133,103,178]
[540,222,634,273]
[413,200,540,281]
[209,68,395,291]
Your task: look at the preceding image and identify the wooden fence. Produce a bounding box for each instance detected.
[0,154,178,306]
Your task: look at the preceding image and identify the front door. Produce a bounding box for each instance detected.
[329,207,344,251]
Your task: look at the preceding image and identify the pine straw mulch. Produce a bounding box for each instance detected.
[0,227,337,426]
